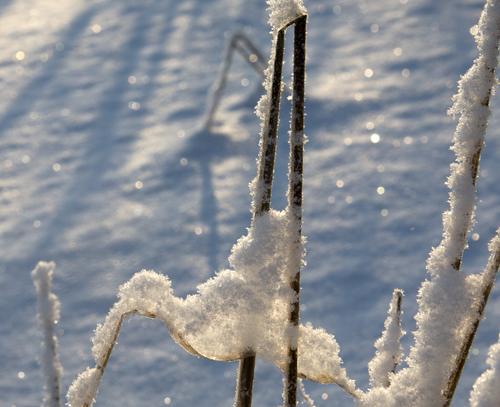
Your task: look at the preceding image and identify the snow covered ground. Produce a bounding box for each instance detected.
[1,0,499,405]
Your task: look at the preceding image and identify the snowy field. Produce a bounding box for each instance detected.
[1,0,499,406]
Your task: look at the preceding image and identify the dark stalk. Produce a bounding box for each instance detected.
[254,30,285,215]
[284,15,306,407]
[234,29,285,407]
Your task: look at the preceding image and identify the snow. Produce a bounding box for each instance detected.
[32,261,62,407]
[360,1,500,405]
[432,0,500,276]
[66,368,100,407]
[267,0,307,31]
[1,0,500,406]
[368,289,404,388]
[480,228,500,294]
[69,210,356,406]
[470,334,500,407]
[467,230,500,406]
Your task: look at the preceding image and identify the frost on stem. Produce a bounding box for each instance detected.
[442,229,500,404]
[368,289,404,388]
[360,1,500,406]
[435,0,500,273]
[67,368,100,407]
[298,379,316,407]
[67,211,358,407]
[470,334,500,407]
[32,261,62,407]
[251,0,307,215]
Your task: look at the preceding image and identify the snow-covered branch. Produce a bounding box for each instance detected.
[67,212,358,406]
[360,1,500,405]
[433,0,500,274]
[443,229,500,403]
[368,289,404,388]
[32,261,62,407]
[470,334,500,407]
[65,1,500,406]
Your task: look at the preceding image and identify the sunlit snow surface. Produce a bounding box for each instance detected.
[0,0,499,406]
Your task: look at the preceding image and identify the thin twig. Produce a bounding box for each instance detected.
[298,379,316,407]
[450,58,497,272]
[442,230,500,406]
[234,29,285,407]
[391,290,403,377]
[76,308,210,407]
[254,30,285,215]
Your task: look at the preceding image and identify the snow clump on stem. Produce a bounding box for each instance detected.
[67,211,357,406]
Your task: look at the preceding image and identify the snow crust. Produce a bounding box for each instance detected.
[368,289,404,388]
[470,334,500,407]
[32,261,62,407]
[68,210,356,406]
[267,0,306,31]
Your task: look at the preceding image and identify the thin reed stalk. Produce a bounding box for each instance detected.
[234,29,285,407]
[284,14,306,407]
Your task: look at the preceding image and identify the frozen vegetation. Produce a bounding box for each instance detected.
[63,0,500,406]
[1,0,500,405]
[361,0,500,405]
[367,289,404,389]
[32,261,62,407]
[470,334,500,407]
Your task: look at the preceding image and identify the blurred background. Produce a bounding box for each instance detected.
[0,0,499,405]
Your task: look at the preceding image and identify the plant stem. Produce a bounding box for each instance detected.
[255,30,285,215]
[451,59,496,272]
[234,354,256,407]
[442,230,500,406]
[235,29,285,407]
[440,5,500,398]
[284,14,306,407]
[451,141,485,272]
